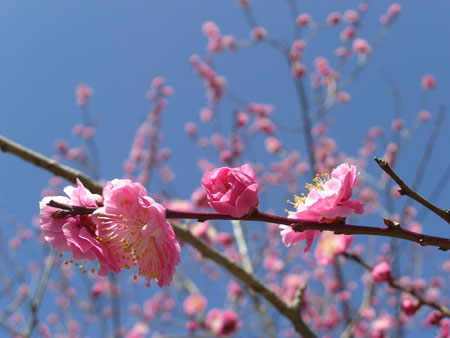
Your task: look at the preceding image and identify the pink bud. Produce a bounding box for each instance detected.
[419,110,431,121]
[421,74,436,90]
[184,122,198,138]
[344,9,359,23]
[236,112,249,128]
[291,62,307,79]
[265,136,282,154]
[353,38,372,54]
[296,13,312,26]
[201,164,259,218]
[200,108,213,122]
[388,3,401,17]
[391,119,404,131]
[402,299,420,316]
[251,26,267,40]
[372,261,392,283]
[327,12,342,25]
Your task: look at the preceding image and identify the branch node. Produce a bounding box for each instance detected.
[292,223,305,232]
[418,238,428,247]
[383,218,400,228]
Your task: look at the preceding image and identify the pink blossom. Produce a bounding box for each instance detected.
[265,136,283,154]
[236,112,249,128]
[337,91,351,103]
[93,179,180,287]
[402,299,420,316]
[391,118,404,131]
[76,83,93,107]
[421,74,436,90]
[353,38,372,54]
[296,13,311,26]
[388,3,402,17]
[419,110,432,122]
[372,261,392,283]
[280,163,364,252]
[291,62,307,79]
[340,26,356,41]
[183,294,207,316]
[201,164,259,218]
[344,9,359,23]
[191,187,209,209]
[327,12,342,25]
[251,26,267,40]
[39,179,120,276]
[314,233,353,265]
[205,309,241,337]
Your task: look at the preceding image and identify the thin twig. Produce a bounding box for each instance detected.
[23,251,56,338]
[374,156,450,224]
[344,252,450,317]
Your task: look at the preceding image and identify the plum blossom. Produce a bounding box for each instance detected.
[314,232,354,265]
[205,309,241,337]
[93,179,180,287]
[39,179,120,276]
[372,261,392,283]
[201,164,259,218]
[183,294,207,316]
[280,163,364,252]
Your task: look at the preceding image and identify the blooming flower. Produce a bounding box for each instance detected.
[39,179,120,276]
[280,163,364,252]
[314,232,354,265]
[201,164,259,218]
[205,309,241,337]
[93,179,180,287]
[183,294,207,316]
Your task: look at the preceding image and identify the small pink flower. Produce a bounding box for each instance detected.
[183,294,207,316]
[372,261,392,283]
[344,9,359,23]
[76,83,93,107]
[388,3,401,17]
[201,164,259,218]
[265,136,283,154]
[326,12,342,25]
[421,74,436,90]
[296,13,311,26]
[236,112,249,128]
[280,163,364,252]
[353,38,372,54]
[206,309,241,337]
[391,118,404,131]
[419,110,431,121]
[251,26,267,40]
[314,233,353,265]
[39,179,120,276]
[93,179,180,287]
[291,62,307,79]
[402,299,420,316]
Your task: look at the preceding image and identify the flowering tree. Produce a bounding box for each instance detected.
[1,1,450,338]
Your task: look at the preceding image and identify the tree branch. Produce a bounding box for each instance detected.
[374,156,450,224]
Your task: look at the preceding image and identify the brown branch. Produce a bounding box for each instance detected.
[171,222,316,337]
[374,156,450,224]
[23,251,56,338]
[0,135,103,194]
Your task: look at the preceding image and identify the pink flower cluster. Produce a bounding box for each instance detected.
[280,163,364,252]
[39,179,180,287]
